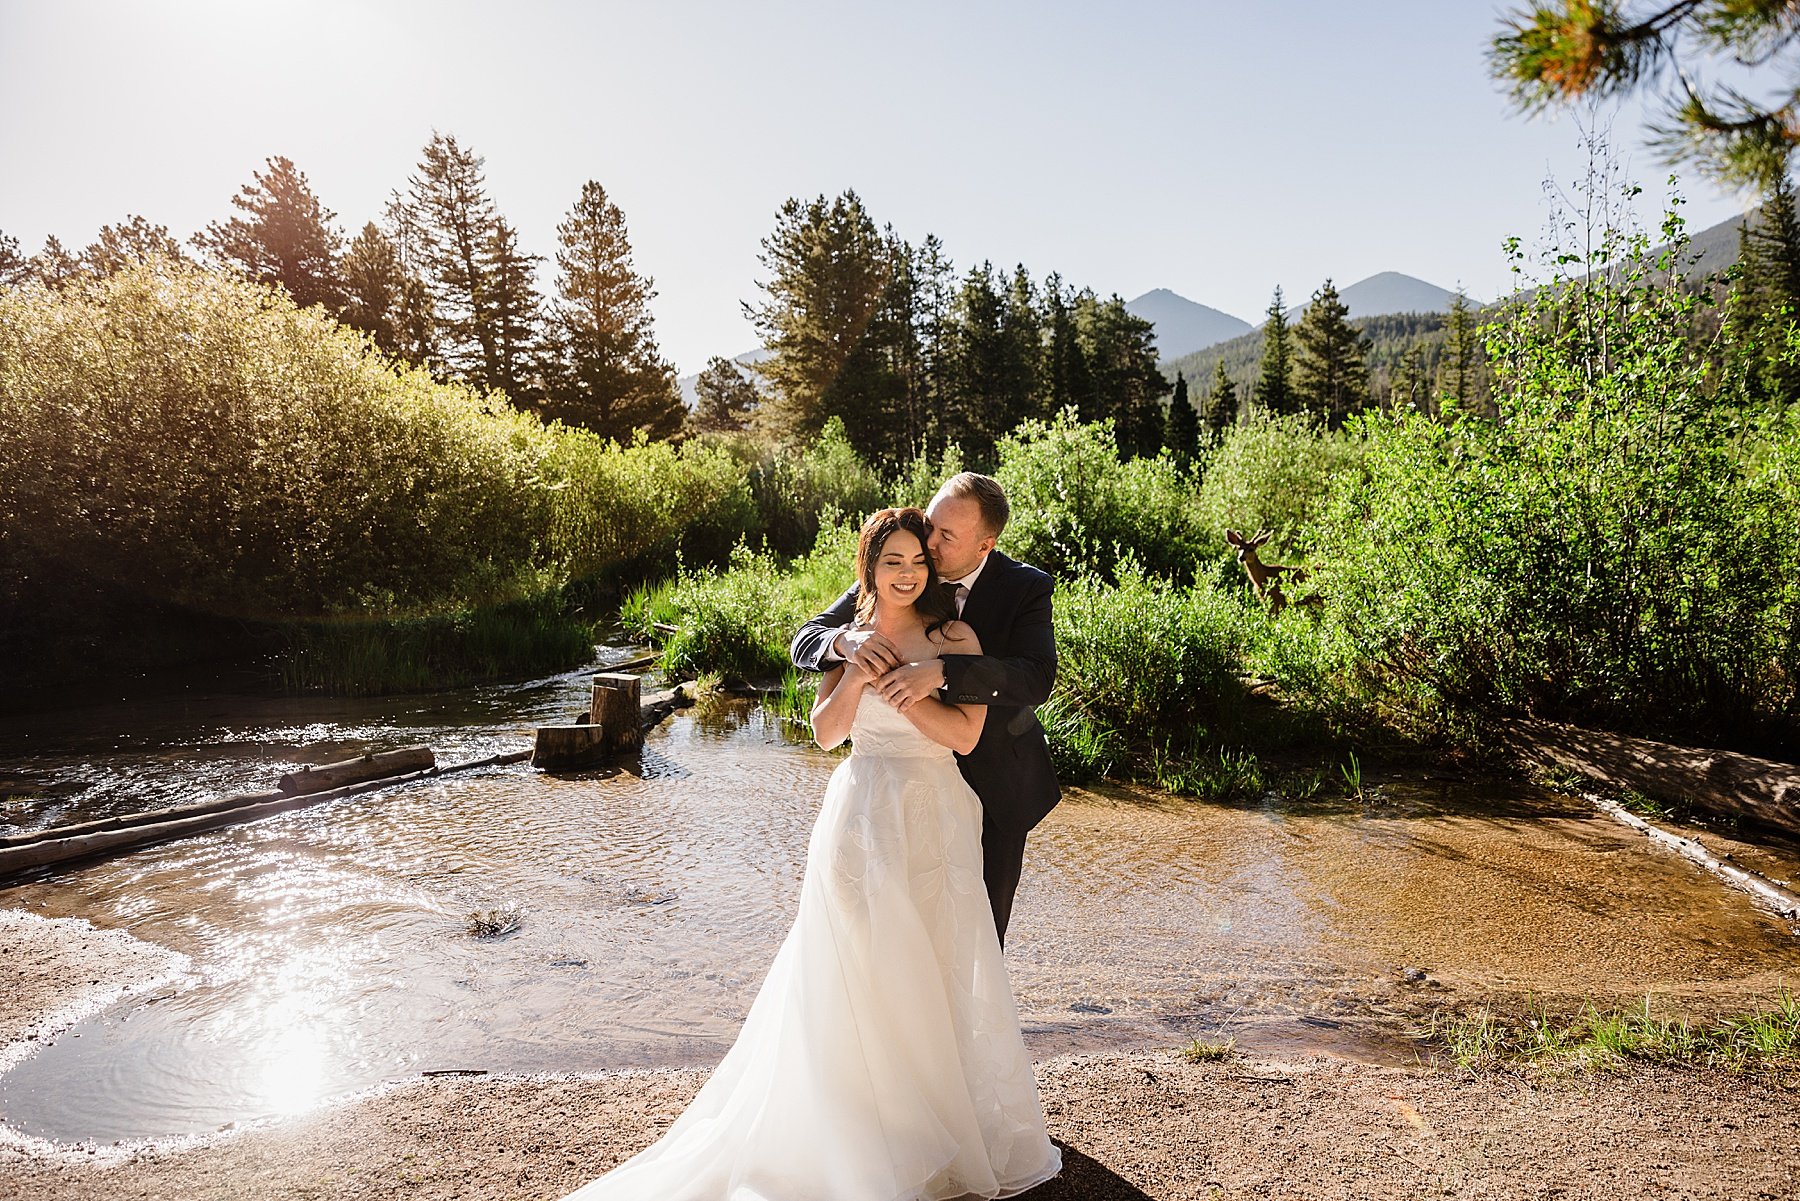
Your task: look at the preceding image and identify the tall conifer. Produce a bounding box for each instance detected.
[1202,358,1239,436]
[194,156,345,310]
[542,181,678,439]
[1163,370,1199,463]
[746,191,893,445]
[1256,287,1294,415]
[1291,278,1370,426]
[1735,179,1800,405]
[396,133,541,397]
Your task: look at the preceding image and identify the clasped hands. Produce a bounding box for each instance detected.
[833,628,945,711]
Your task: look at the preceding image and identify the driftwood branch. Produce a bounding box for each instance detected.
[1584,791,1800,924]
[0,749,531,882]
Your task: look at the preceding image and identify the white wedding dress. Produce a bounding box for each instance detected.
[562,692,1061,1201]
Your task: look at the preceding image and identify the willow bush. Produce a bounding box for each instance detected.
[1192,412,1365,564]
[0,260,753,687]
[1044,565,1251,780]
[995,408,1208,583]
[1314,219,1800,746]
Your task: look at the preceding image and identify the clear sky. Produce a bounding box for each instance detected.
[0,0,1754,375]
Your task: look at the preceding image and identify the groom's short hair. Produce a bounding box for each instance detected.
[938,472,1009,537]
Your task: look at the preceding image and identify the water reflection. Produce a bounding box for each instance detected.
[2,672,1798,1144]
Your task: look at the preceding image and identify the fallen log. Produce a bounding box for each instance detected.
[0,748,531,883]
[278,746,434,795]
[1510,719,1800,838]
[1585,791,1800,924]
[2,747,437,850]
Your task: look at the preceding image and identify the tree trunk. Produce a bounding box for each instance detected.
[593,673,643,755]
[530,725,610,770]
[1510,719,1800,837]
[278,746,435,795]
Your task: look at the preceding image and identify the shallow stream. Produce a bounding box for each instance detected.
[2,657,1797,1144]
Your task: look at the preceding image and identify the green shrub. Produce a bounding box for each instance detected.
[625,517,858,683]
[0,261,559,620]
[1047,565,1249,770]
[1193,412,1365,563]
[0,260,769,689]
[995,408,1207,582]
[1313,214,1800,744]
[745,417,888,556]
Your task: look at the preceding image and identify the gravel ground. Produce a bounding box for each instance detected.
[4,909,1799,1201]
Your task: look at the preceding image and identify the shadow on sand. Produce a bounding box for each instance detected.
[1020,1142,1156,1200]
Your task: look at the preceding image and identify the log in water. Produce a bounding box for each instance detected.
[277,746,435,795]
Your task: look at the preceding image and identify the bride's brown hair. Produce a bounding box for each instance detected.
[854,507,955,637]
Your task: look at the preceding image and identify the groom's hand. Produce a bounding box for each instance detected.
[877,660,947,711]
[836,629,901,682]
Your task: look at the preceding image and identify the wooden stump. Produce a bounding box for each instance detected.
[592,673,644,755]
[531,725,610,770]
[278,746,435,795]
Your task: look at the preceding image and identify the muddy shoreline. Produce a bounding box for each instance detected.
[4,910,1798,1201]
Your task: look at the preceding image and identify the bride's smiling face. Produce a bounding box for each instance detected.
[872,528,930,609]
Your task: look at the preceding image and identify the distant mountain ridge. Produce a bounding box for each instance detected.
[1286,272,1467,322]
[1123,289,1251,360]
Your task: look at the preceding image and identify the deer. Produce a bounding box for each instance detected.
[1224,528,1316,616]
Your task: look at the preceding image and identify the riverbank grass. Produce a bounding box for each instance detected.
[1429,991,1800,1072]
[276,600,595,695]
[1180,1036,1237,1063]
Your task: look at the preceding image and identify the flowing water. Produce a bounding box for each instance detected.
[2,657,1798,1144]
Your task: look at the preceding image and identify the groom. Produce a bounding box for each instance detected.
[790,472,1060,945]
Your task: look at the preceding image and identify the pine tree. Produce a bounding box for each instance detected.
[193,156,345,310]
[1388,341,1429,413]
[1163,370,1199,463]
[689,356,759,433]
[1043,274,1093,422]
[1291,278,1370,426]
[1000,265,1043,425]
[1201,358,1239,436]
[487,217,544,405]
[340,222,406,357]
[1077,291,1166,457]
[1256,287,1294,416]
[936,261,1012,466]
[379,200,440,370]
[81,216,189,275]
[1734,178,1800,405]
[0,231,29,288]
[1437,290,1487,416]
[542,180,680,439]
[397,132,540,397]
[745,191,894,445]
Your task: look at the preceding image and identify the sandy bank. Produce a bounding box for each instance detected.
[3,909,1797,1200]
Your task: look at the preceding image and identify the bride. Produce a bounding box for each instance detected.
[560,506,1061,1201]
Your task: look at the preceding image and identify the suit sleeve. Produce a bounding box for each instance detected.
[939,571,1056,710]
[791,584,861,674]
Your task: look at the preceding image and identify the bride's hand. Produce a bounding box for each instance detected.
[837,629,901,683]
[877,660,946,710]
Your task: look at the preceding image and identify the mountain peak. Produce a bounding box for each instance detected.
[1123,289,1252,361]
